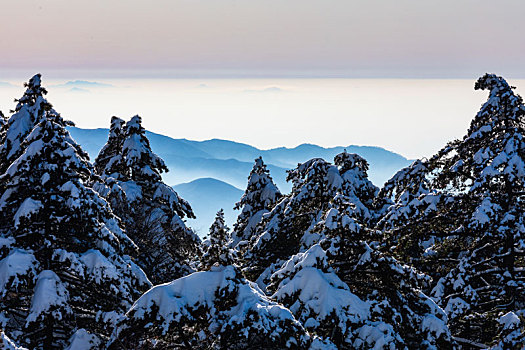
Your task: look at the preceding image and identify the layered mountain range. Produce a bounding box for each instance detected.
[69,127,411,232]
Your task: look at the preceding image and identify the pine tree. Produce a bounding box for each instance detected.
[0,110,6,131]
[95,115,199,284]
[245,152,378,284]
[108,265,311,349]
[93,116,126,180]
[0,75,53,176]
[428,74,525,346]
[231,157,282,251]
[266,194,453,349]
[323,201,452,348]
[122,115,169,182]
[200,209,236,269]
[375,159,431,226]
[267,243,372,349]
[0,111,6,151]
[0,84,150,349]
[378,74,525,347]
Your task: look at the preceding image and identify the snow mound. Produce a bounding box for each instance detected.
[66,329,101,350]
[26,270,70,325]
[0,249,37,297]
[111,265,310,348]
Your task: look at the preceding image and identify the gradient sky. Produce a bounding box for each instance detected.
[2,2,525,160]
[2,0,525,78]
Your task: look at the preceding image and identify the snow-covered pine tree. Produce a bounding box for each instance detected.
[428,74,525,346]
[377,74,525,347]
[109,267,310,349]
[0,111,6,150]
[122,115,167,183]
[373,158,447,275]
[93,116,126,180]
[0,91,150,349]
[267,243,372,349]
[245,152,378,284]
[95,115,199,284]
[318,199,452,348]
[200,209,236,270]
[265,190,453,348]
[92,117,128,222]
[0,75,53,176]
[0,110,6,130]
[231,157,282,251]
[375,158,431,226]
[333,151,379,224]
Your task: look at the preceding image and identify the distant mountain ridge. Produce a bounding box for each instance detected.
[68,126,412,190]
[173,178,243,234]
[68,126,413,234]
[51,80,114,88]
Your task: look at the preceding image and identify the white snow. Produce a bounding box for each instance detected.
[66,329,101,350]
[498,311,520,330]
[444,297,470,319]
[26,270,70,325]
[13,198,42,227]
[0,331,27,350]
[80,249,120,283]
[0,249,37,297]
[273,266,370,323]
[119,181,142,202]
[117,265,307,344]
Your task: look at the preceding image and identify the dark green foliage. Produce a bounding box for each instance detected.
[377,74,525,347]
[231,157,281,251]
[201,209,236,269]
[0,76,149,349]
[95,115,199,284]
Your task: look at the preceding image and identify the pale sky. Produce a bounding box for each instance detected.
[1,0,525,78]
[3,77,523,159]
[1,1,525,159]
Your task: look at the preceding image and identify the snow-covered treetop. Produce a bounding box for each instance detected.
[201,209,236,268]
[0,110,6,127]
[94,116,126,179]
[122,115,168,183]
[334,150,368,175]
[378,159,429,205]
[285,152,378,223]
[469,73,525,135]
[231,157,282,248]
[378,73,525,232]
[108,116,125,139]
[374,159,433,230]
[0,74,58,172]
[246,152,379,281]
[286,152,377,207]
[13,74,48,113]
[209,209,228,245]
[435,73,525,188]
[234,157,282,212]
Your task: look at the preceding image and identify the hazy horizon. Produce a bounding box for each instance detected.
[3,75,522,160]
